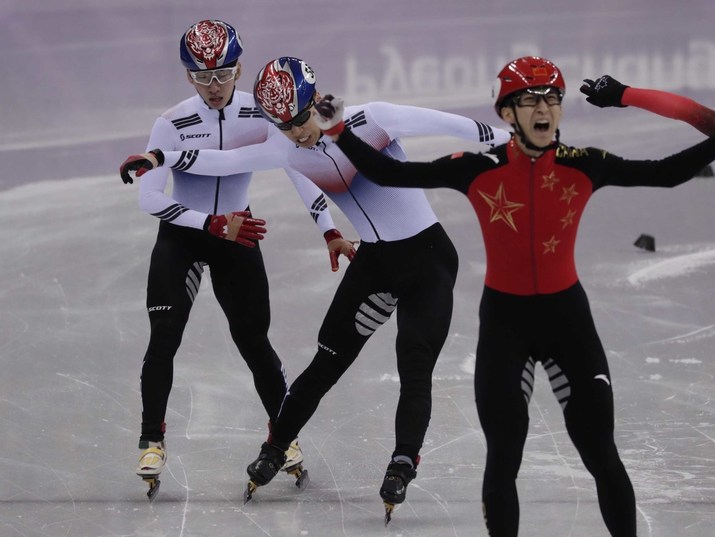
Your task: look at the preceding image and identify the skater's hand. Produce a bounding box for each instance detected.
[324,229,357,272]
[580,75,629,108]
[206,211,267,247]
[314,95,345,138]
[120,149,165,184]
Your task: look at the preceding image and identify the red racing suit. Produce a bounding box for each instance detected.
[334,112,715,537]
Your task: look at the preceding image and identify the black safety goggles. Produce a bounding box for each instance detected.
[276,100,315,131]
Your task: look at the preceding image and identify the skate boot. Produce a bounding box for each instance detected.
[136,440,166,501]
[281,439,310,489]
[380,458,417,525]
[243,442,287,503]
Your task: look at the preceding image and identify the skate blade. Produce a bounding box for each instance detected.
[243,480,258,504]
[384,501,395,526]
[141,475,161,501]
[286,466,310,489]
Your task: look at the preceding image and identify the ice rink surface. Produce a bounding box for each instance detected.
[1,1,715,536]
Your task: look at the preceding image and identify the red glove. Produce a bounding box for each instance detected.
[120,149,165,184]
[324,229,357,272]
[207,211,267,248]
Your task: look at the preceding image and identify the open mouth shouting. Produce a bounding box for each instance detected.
[534,119,551,133]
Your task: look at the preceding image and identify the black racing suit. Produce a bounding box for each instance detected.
[270,222,458,465]
[140,221,286,440]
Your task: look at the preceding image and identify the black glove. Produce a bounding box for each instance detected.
[580,75,629,108]
[314,95,345,136]
[119,149,165,184]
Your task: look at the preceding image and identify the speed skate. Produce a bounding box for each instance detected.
[380,460,417,525]
[136,440,166,501]
[243,440,310,503]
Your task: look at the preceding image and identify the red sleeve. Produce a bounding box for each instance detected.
[622,87,715,136]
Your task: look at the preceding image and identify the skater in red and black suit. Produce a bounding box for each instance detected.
[313,57,715,536]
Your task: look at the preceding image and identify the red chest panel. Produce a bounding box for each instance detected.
[467,141,593,295]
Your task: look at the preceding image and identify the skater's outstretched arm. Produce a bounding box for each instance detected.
[580,75,715,136]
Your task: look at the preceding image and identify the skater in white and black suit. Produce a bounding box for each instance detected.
[125,23,350,498]
[119,56,511,515]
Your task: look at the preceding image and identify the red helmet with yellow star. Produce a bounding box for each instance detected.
[493,56,565,115]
